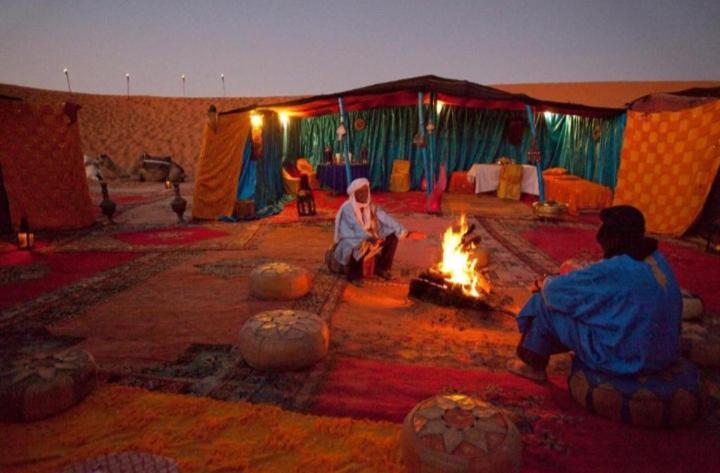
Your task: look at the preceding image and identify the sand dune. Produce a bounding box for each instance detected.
[2,80,718,176]
[0,83,296,176]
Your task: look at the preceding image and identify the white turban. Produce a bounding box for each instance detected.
[334,178,373,243]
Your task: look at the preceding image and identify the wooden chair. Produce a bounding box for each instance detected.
[282,167,301,196]
[497,163,523,200]
[389,159,411,192]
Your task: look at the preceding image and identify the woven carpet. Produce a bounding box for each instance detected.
[268,190,429,224]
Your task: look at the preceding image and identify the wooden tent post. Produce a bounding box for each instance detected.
[525,105,545,202]
[338,97,352,185]
[428,92,437,191]
[417,92,431,195]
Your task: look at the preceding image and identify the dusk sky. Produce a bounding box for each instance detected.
[1,0,718,97]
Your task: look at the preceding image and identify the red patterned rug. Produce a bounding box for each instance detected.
[269,190,429,224]
[112,226,228,246]
[310,356,720,473]
[0,251,139,310]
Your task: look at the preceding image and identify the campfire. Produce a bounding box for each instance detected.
[409,215,492,310]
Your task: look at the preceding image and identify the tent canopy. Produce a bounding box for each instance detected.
[221,75,624,118]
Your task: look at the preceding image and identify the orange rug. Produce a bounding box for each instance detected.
[0,383,402,473]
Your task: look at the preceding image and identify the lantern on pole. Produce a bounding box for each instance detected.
[17,216,34,250]
[63,68,72,94]
[181,74,186,96]
[125,73,130,97]
[220,73,225,98]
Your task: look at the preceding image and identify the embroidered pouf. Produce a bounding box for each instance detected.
[0,348,97,422]
[238,310,329,371]
[681,289,704,321]
[568,357,703,427]
[401,393,521,473]
[249,262,311,300]
[682,323,720,368]
[61,451,180,473]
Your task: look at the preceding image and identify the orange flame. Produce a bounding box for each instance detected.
[436,215,491,297]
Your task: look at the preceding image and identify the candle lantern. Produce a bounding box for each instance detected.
[164,180,172,189]
[17,216,34,250]
[323,145,333,163]
[250,113,264,160]
[171,183,187,223]
[296,175,316,217]
[360,145,368,164]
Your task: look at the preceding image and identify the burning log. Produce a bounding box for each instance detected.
[408,215,492,310]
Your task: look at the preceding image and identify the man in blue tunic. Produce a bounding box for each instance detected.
[507,205,682,382]
[332,178,422,287]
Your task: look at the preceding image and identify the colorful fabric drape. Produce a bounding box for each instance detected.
[613,100,720,236]
[295,105,625,192]
[0,101,94,230]
[192,113,249,220]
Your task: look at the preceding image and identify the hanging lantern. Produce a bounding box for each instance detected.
[336,123,346,142]
[413,133,426,148]
[425,120,435,134]
[17,216,34,250]
[527,140,541,165]
[164,179,172,189]
[250,113,264,160]
[296,175,316,217]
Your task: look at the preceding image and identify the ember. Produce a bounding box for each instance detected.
[409,215,492,309]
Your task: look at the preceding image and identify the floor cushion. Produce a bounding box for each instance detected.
[61,451,180,473]
[238,309,329,371]
[401,393,521,472]
[568,357,703,427]
[249,262,311,300]
[0,348,97,422]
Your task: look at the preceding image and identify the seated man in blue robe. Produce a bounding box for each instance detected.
[332,178,422,287]
[507,205,682,382]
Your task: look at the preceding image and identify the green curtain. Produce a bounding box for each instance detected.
[254,112,286,214]
[538,113,626,188]
[297,105,626,190]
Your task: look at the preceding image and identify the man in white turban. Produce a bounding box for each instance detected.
[331,178,422,286]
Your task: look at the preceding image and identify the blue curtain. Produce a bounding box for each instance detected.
[296,105,626,191]
[538,112,626,188]
[236,135,256,201]
[258,113,289,215]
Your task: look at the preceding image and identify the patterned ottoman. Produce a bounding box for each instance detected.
[249,262,312,300]
[401,393,521,473]
[568,357,703,427]
[238,310,329,371]
[0,349,97,422]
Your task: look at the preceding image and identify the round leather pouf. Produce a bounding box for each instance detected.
[249,262,311,301]
[682,323,720,368]
[568,357,703,427]
[681,289,704,321]
[238,310,329,371]
[0,349,97,422]
[401,393,521,473]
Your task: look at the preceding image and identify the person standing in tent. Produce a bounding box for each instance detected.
[507,205,682,382]
[330,178,423,287]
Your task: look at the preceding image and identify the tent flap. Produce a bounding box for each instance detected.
[613,100,720,236]
[192,113,250,220]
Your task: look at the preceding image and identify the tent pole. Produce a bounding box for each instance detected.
[417,92,430,196]
[428,92,437,192]
[338,97,352,186]
[525,105,545,202]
